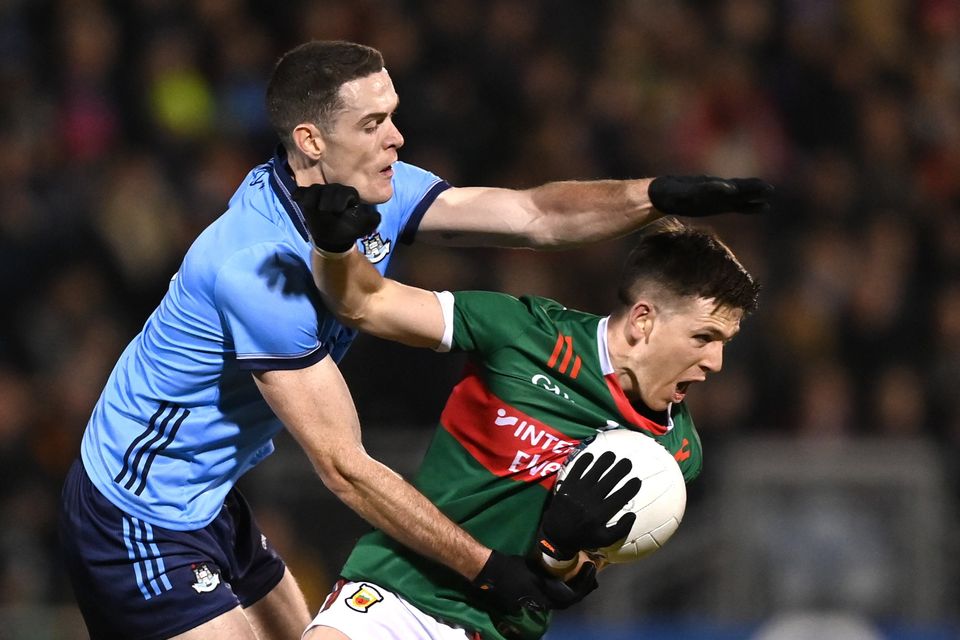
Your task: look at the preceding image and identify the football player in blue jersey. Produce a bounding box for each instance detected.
[58,40,773,639]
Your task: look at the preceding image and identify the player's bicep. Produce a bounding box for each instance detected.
[416,186,538,247]
[355,278,447,350]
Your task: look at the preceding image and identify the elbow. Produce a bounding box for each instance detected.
[329,305,366,329]
[323,294,378,330]
[310,446,365,498]
[309,443,395,501]
[322,285,387,330]
[518,227,575,250]
[327,288,392,332]
[507,216,569,250]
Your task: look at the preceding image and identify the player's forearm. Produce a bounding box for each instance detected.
[314,448,490,579]
[254,364,487,578]
[525,178,661,248]
[312,247,445,349]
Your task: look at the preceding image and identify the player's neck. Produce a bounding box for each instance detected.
[605,316,670,426]
[284,148,327,187]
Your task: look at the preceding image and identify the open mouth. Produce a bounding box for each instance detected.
[673,381,693,403]
[379,157,397,177]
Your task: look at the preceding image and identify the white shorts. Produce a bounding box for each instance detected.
[304,579,477,640]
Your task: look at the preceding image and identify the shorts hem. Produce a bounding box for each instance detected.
[239,560,287,609]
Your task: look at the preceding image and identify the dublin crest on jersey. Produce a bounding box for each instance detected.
[360,232,391,264]
[190,563,221,593]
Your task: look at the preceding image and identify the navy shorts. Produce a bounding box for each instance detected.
[58,458,286,639]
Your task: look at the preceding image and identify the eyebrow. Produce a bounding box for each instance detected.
[697,326,738,342]
[358,96,400,126]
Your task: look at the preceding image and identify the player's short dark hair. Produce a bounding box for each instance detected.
[266,40,384,149]
[617,218,760,314]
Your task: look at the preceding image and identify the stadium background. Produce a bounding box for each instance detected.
[1,0,959,637]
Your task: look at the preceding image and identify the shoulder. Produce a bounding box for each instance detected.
[383,161,449,214]
[182,212,308,308]
[452,292,580,337]
[519,295,569,316]
[518,295,597,328]
[214,241,309,292]
[226,164,287,227]
[391,161,444,188]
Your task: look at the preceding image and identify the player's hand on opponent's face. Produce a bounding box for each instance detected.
[471,551,598,618]
[538,451,641,562]
[293,183,381,253]
[649,175,774,217]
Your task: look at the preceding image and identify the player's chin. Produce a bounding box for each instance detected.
[360,181,393,205]
[644,392,672,412]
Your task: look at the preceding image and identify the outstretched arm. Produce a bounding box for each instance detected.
[417,180,657,248]
[415,176,773,248]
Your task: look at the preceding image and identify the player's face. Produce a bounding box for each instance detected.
[319,69,404,204]
[630,298,743,411]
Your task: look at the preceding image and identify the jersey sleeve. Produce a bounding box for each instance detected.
[214,245,328,370]
[386,161,451,245]
[449,291,538,355]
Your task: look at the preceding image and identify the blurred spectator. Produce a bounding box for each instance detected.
[0,0,958,631]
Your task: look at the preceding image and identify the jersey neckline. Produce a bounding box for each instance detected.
[267,145,310,242]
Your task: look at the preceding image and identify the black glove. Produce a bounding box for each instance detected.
[292,183,381,253]
[648,175,774,217]
[545,561,599,610]
[472,550,597,615]
[538,451,641,562]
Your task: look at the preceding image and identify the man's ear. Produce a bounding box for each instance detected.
[292,122,326,160]
[628,300,655,342]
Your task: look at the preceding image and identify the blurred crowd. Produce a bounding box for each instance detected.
[1,0,959,622]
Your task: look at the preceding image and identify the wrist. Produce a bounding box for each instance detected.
[647,175,671,214]
[312,244,357,260]
[536,530,576,564]
[540,551,577,572]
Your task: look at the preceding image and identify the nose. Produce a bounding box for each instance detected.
[385,118,404,150]
[701,342,723,373]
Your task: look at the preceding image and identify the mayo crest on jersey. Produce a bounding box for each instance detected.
[81,147,450,530]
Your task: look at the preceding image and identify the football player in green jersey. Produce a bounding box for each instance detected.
[297,184,761,640]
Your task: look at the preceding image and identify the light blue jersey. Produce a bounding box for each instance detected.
[81,147,450,530]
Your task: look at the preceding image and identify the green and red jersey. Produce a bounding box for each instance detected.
[341,291,702,639]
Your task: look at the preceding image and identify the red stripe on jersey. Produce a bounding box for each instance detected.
[558,335,574,373]
[321,578,349,612]
[603,373,669,435]
[569,356,582,379]
[439,370,579,489]
[546,334,564,368]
